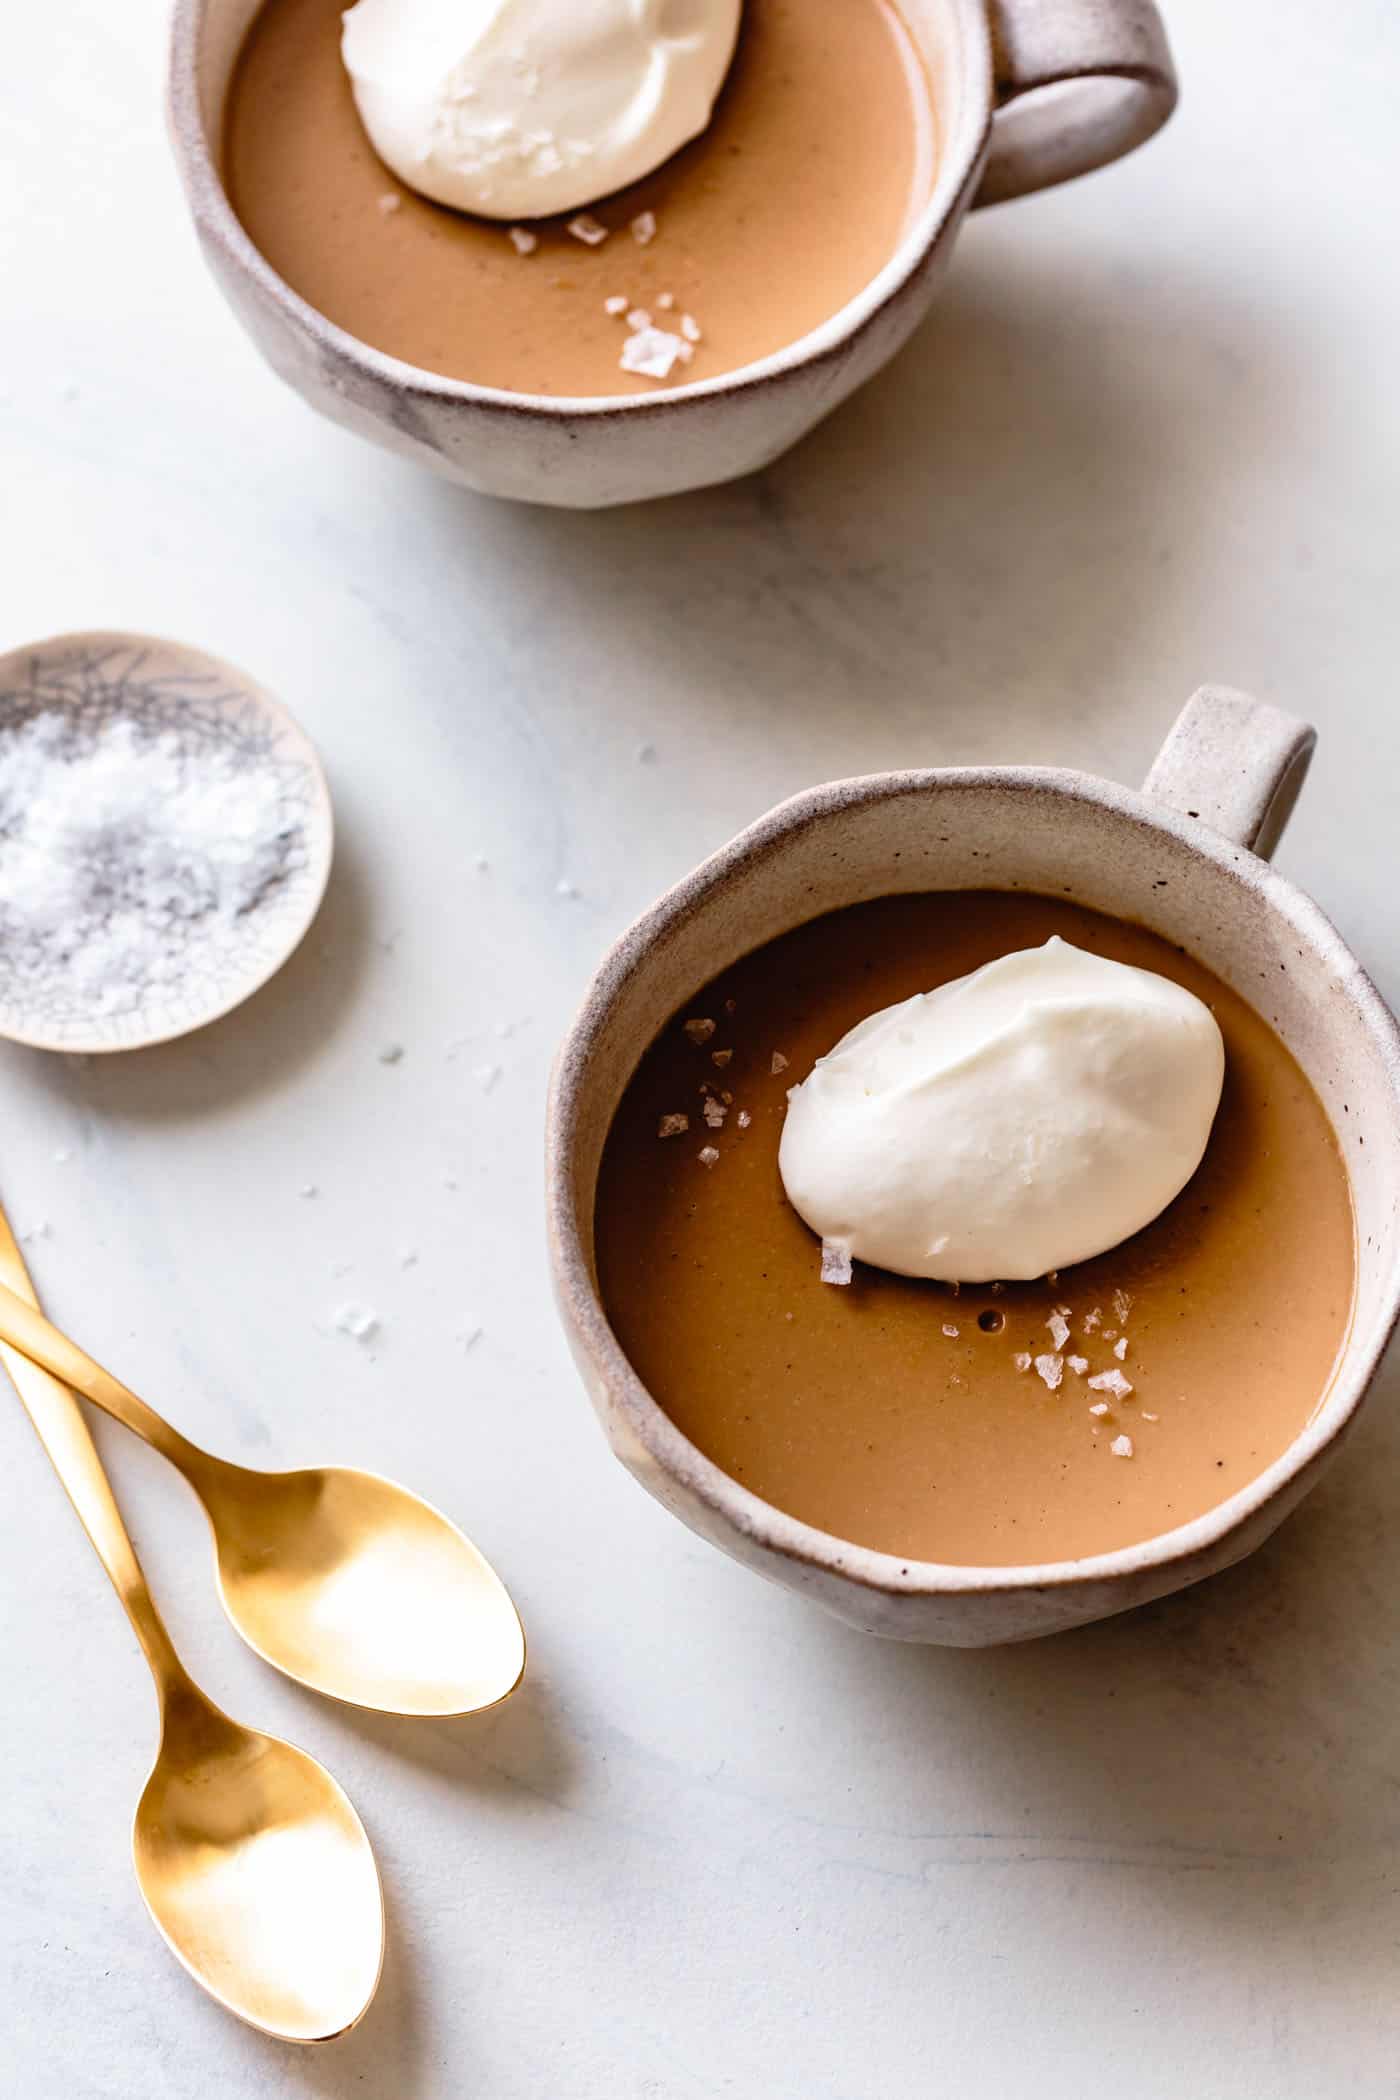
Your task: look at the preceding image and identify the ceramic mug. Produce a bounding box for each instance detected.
[168,0,1177,509]
[547,689,1400,1645]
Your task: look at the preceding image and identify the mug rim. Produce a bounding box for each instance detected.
[547,760,1400,1602]
[167,0,994,422]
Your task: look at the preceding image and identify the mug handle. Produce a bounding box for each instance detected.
[1142,686,1318,863]
[975,0,1179,208]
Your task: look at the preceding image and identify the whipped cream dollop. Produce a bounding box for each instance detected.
[779,938,1225,1284]
[341,0,743,220]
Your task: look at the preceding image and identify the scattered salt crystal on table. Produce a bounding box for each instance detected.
[658,1112,689,1138]
[684,1017,716,1044]
[680,314,702,343]
[1114,1336,1129,1361]
[1047,1311,1070,1350]
[1013,1351,1032,1372]
[736,1109,752,1129]
[1067,1355,1089,1375]
[1089,1401,1110,1418]
[508,225,538,254]
[603,294,629,315]
[770,1051,789,1075]
[702,1098,727,1128]
[942,1323,960,1340]
[821,1236,853,1286]
[333,1304,379,1343]
[626,308,653,333]
[1034,1353,1064,1391]
[631,210,657,244]
[698,1145,720,1168]
[1110,1434,1135,1459]
[1113,1288,1134,1325]
[568,214,609,245]
[0,707,309,1026]
[1088,1368,1134,1400]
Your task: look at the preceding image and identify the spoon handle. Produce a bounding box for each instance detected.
[0,1275,207,1478]
[0,1216,183,1690]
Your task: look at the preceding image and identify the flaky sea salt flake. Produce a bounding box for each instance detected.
[702,1098,727,1129]
[1013,1352,1033,1373]
[333,1303,379,1344]
[1113,1288,1134,1326]
[698,1145,720,1168]
[631,210,657,244]
[568,214,609,246]
[1083,1308,1103,1334]
[1034,1353,1064,1391]
[737,1109,752,1129]
[508,225,538,254]
[1088,1369,1134,1401]
[1067,1355,1089,1375]
[680,313,702,343]
[620,326,686,380]
[1047,1312,1071,1350]
[1110,1434,1135,1459]
[821,1237,853,1286]
[658,1113,689,1138]
[603,294,628,315]
[942,1323,960,1339]
[1089,1401,1110,1418]
[1114,1336,1129,1361]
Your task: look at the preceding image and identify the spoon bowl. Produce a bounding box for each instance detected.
[203,1462,527,1716]
[135,1684,384,2042]
[0,1277,526,1718]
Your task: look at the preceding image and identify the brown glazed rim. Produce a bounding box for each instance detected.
[165,0,994,422]
[547,765,1400,1602]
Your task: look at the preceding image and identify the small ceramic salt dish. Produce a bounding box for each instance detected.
[548,688,1400,1645]
[0,632,333,1053]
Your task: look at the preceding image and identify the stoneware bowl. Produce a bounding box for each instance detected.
[547,688,1400,1644]
[168,0,1176,508]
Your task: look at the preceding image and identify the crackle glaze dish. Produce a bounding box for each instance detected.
[168,0,1177,506]
[547,688,1400,1645]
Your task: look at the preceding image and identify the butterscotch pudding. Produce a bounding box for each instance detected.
[595,894,1356,1567]
[224,0,936,395]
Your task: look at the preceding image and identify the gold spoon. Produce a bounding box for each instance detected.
[0,1264,525,1718]
[0,1212,384,2041]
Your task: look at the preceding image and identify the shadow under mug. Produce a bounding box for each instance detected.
[168,0,1177,507]
[547,688,1400,1644]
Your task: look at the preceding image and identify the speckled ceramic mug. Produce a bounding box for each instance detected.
[547,689,1400,1644]
[168,0,1177,508]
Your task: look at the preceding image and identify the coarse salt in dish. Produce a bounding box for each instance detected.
[0,633,332,1052]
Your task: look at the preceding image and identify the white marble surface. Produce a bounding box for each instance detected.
[4,1,1400,2092]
